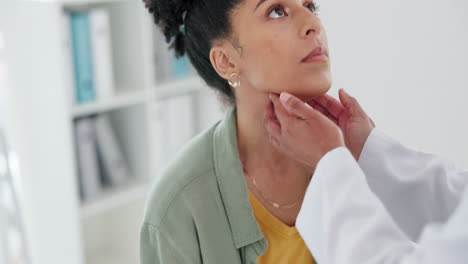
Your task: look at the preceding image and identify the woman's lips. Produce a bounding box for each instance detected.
[302,53,328,63]
[301,47,328,63]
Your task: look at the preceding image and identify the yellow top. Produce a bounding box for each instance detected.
[249,191,315,264]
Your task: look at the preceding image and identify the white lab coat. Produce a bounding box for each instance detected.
[296,128,468,264]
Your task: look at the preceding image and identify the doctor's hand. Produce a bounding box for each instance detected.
[264,93,345,173]
[306,89,375,161]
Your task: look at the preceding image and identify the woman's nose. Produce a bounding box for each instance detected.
[297,10,321,38]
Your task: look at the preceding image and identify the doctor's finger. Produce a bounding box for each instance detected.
[264,101,282,137]
[279,92,317,121]
[338,89,367,117]
[308,93,346,120]
[270,93,293,127]
[307,100,339,126]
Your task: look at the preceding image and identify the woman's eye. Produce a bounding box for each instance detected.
[267,5,286,19]
[266,2,320,19]
[306,2,320,14]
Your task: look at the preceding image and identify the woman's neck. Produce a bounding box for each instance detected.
[235,92,312,225]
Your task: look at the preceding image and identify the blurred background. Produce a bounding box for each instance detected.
[0,0,466,263]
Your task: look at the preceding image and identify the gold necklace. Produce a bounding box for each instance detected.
[243,169,309,210]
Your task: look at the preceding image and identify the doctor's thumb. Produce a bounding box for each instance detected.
[279,92,315,120]
[339,89,376,128]
[339,89,362,116]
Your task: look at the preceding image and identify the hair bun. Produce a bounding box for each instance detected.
[143,0,192,57]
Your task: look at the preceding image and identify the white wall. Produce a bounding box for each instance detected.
[319,0,468,167]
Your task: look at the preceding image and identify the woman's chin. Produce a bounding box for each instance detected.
[272,82,331,101]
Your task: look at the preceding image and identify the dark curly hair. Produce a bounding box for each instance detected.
[143,0,243,105]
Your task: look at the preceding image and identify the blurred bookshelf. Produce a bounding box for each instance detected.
[3,0,226,263]
[71,89,152,118]
[154,76,206,100]
[80,177,149,220]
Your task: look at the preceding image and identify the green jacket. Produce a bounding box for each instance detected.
[140,108,269,263]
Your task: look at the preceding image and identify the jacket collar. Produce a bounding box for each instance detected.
[213,107,264,249]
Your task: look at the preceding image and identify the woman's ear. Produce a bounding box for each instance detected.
[209,43,239,80]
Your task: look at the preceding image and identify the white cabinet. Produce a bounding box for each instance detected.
[1,0,224,263]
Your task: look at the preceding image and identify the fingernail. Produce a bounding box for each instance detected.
[269,94,273,101]
[280,92,292,104]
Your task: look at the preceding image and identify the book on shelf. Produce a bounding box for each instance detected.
[60,10,77,108]
[68,8,115,105]
[166,94,197,156]
[70,12,96,104]
[74,117,101,201]
[94,114,131,187]
[89,8,115,102]
[152,27,195,83]
[150,94,197,175]
[74,114,131,201]
[171,49,195,80]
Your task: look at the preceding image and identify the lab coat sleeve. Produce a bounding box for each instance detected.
[414,187,468,264]
[296,146,468,264]
[358,128,468,240]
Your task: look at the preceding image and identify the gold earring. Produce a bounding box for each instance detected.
[228,73,240,88]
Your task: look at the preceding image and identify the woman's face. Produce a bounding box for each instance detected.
[229,0,331,99]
